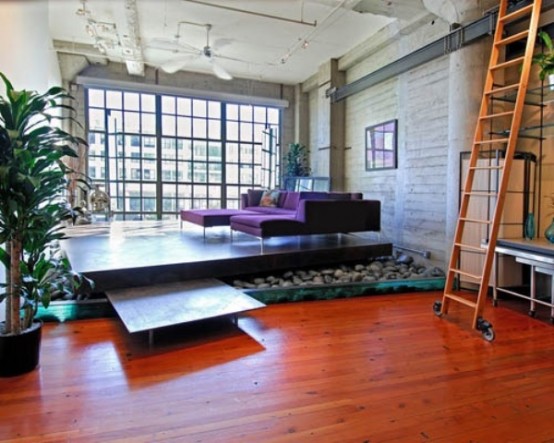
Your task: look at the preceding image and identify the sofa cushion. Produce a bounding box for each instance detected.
[298,191,332,200]
[247,189,264,207]
[231,214,307,237]
[259,189,280,207]
[277,191,288,208]
[181,209,257,227]
[326,192,352,200]
[244,206,295,215]
[283,192,300,210]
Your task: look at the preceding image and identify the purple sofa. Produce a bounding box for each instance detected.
[231,190,380,240]
[239,190,363,214]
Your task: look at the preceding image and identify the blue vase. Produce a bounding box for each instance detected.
[545,218,554,243]
[524,213,535,240]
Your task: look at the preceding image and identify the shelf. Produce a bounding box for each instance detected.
[489,122,554,140]
[496,84,554,106]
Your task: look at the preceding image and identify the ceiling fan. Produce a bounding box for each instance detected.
[159,24,234,80]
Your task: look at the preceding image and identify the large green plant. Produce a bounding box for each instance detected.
[284,143,311,177]
[532,30,554,81]
[0,72,90,335]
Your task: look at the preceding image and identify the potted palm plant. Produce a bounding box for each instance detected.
[532,30,554,87]
[0,72,90,376]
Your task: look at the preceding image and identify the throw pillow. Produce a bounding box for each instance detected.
[259,189,280,207]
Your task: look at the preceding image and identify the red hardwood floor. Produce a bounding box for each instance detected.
[1,291,553,442]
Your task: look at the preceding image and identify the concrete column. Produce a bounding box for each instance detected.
[423,1,492,254]
[314,59,345,191]
[445,39,490,245]
[293,84,310,149]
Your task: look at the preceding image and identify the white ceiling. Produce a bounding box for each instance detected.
[48,0,430,84]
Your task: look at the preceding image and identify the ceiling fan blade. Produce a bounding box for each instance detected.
[160,55,198,74]
[210,59,233,81]
[148,38,200,53]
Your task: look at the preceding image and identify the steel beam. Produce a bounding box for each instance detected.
[331,0,554,103]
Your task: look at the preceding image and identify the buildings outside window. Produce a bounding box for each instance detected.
[86,88,281,220]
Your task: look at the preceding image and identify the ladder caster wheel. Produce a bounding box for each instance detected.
[528,310,536,318]
[481,327,495,342]
[550,317,554,325]
[492,299,498,307]
[477,318,495,342]
[433,300,443,317]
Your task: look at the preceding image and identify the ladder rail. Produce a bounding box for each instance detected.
[441,0,543,336]
[471,0,543,328]
[443,0,510,315]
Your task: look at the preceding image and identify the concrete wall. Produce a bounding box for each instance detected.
[305,16,491,266]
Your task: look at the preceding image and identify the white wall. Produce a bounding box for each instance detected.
[0,0,60,93]
[0,0,60,323]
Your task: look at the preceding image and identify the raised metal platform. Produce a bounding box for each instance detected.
[62,220,392,292]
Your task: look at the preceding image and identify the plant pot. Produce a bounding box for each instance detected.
[0,321,42,377]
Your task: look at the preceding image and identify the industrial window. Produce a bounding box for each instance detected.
[86,87,281,220]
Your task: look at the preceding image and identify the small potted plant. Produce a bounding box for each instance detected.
[284,143,311,177]
[0,72,91,376]
[283,143,311,190]
[532,30,554,87]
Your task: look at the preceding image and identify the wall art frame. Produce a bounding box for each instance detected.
[365,119,397,171]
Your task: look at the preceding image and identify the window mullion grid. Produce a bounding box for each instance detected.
[155,94,163,220]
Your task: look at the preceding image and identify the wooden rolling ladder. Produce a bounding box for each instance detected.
[434,0,543,341]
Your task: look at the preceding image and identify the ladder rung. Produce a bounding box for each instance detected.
[459,217,492,224]
[454,242,487,253]
[469,165,503,170]
[449,268,482,281]
[496,30,529,47]
[499,4,534,24]
[444,292,478,308]
[485,83,520,96]
[474,138,510,145]
[479,110,514,120]
[491,57,525,71]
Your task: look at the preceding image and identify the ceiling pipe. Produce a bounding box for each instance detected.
[280,0,349,64]
[182,0,317,27]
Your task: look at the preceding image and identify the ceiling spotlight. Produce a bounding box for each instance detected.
[302,40,309,49]
[85,22,96,37]
[75,0,89,16]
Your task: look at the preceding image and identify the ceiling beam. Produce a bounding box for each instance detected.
[53,39,109,64]
[121,0,145,76]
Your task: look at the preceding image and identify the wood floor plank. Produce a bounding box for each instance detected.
[1,291,554,442]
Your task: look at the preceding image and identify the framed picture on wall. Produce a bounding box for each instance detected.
[365,119,397,171]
